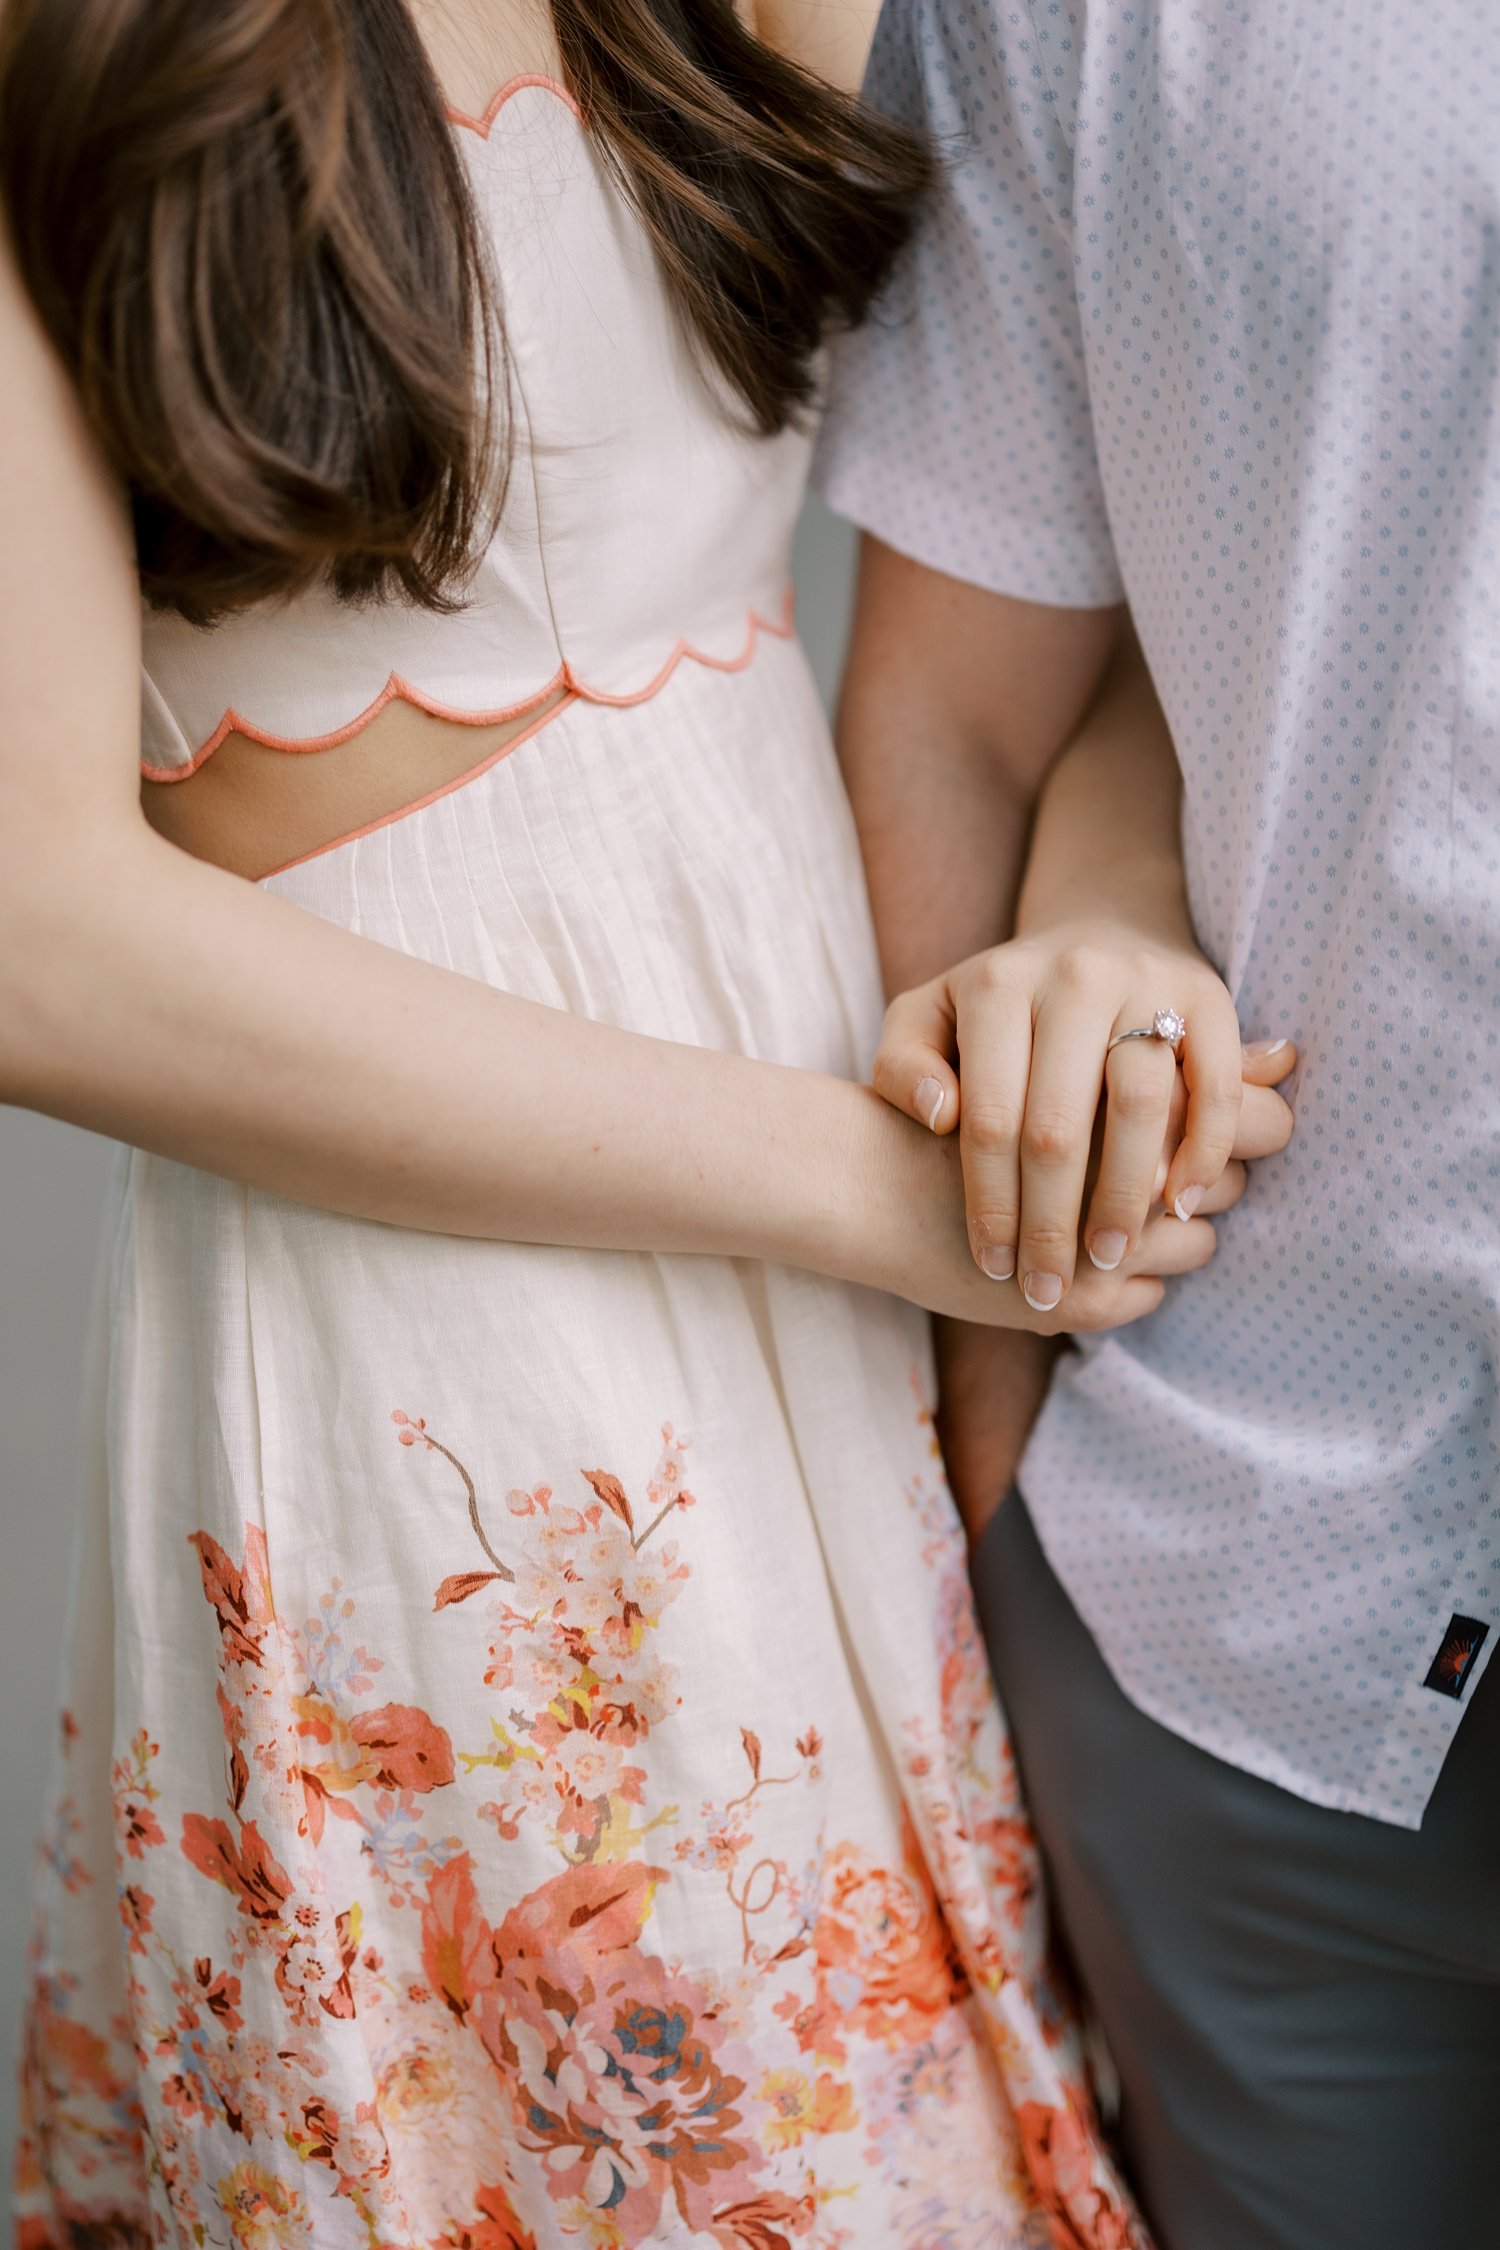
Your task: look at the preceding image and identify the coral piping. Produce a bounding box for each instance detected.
[139,669,569,786]
[140,592,796,786]
[257,692,579,885]
[445,74,581,137]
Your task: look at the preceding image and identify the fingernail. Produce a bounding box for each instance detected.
[1173,1184,1205,1221]
[979,1242,1016,1281]
[914,1075,946,1131]
[1088,1230,1128,1272]
[1242,1036,1288,1059]
[1022,1271,1063,1311]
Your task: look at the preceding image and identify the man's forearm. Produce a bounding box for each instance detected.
[835,538,1133,1533]
[835,537,1123,994]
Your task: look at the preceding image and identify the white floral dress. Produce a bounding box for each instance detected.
[15,71,1145,2250]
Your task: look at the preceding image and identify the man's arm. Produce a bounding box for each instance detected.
[836,539,1122,1536]
[839,539,1294,1536]
[835,538,1122,996]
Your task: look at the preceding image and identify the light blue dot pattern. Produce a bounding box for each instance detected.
[817,0,1500,1828]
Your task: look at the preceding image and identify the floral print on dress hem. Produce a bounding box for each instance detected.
[15,1393,1145,2250]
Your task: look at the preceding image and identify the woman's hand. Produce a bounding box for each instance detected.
[929,1037,1299,1541]
[853,1077,1235,1332]
[873,919,1296,1313]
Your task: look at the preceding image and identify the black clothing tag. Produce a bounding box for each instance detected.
[1423,1615,1490,1700]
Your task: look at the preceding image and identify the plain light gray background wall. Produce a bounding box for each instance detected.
[0,492,857,2215]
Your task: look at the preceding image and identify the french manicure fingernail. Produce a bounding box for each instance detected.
[1088,1230,1128,1272]
[1173,1183,1205,1221]
[1242,1036,1288,1059]
[979,1243,1016,1281]
[1022,1271,1064,1311]
[914,1075,946,1131]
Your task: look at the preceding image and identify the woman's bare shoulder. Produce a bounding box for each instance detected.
[751,0,881,95]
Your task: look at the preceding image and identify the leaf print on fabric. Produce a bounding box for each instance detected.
[580,1465,634,1532]
[190,1526,275,1668]
[435,1570,506,1611]
[347,1703,457,1792]
[180,1816,295,1923]
[674,1724,824,1964]
[113,1728,166,1860]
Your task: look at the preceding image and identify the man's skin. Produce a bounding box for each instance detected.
[836,535,1293,1536]
[835,542,1114,1529]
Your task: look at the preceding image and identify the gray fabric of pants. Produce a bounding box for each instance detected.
[972,1490,1500,2250]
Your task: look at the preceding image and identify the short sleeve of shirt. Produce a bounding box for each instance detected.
[815,0,1123,606]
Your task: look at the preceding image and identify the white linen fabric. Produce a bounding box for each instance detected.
[17,73,1148,2250]
[817,0,1500,1827]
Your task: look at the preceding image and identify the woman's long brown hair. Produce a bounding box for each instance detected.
[0,0,929,624]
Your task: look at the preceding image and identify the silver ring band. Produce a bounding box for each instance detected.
[1107,1006,1186,1054]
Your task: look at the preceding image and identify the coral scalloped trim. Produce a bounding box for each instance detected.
[140,591,796,787]
[257,690,579,885]
[445,73,581,138]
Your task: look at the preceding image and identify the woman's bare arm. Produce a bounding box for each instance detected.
[0,234,1184,1336]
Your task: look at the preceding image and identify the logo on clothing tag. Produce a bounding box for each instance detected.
[1422,1615,1490,1700]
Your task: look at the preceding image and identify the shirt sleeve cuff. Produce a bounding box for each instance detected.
[814,448,1126,613]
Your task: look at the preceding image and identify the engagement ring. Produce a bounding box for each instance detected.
[1108,1007,1186,1053]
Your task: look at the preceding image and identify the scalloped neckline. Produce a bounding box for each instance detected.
[445,72,580,138]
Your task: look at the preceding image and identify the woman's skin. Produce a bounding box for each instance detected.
[0,0,1273,1358]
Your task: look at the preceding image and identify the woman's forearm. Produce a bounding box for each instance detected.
[2,816,903,1277]
[1014,631,1195,946]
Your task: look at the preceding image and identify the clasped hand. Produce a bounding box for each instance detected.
[875,918,1296,1330]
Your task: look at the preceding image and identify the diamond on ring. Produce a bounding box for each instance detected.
[1153,1007,1186,1045]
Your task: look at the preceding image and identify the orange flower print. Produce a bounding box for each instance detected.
[1015,2102,1138,2250]
[15,1388,1138,2250]
[215,2161,309,2250]
[811,1829,967,2056]
[416,1854,774,2240]
[447,2179,538,2250]
[759,2065,858,2150]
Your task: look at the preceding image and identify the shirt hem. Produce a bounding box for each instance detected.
[1019,1487,1438,1832]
